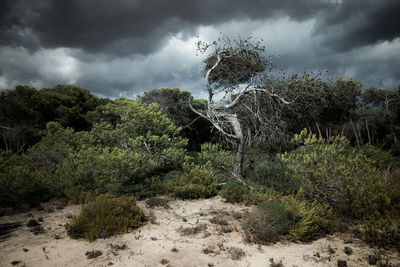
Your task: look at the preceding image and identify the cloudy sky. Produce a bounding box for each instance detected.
[0,0,399,98]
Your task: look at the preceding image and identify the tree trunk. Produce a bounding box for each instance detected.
[226,115,244,179]
[233,134,244,178]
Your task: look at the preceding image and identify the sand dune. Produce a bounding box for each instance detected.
[0,196,398,267]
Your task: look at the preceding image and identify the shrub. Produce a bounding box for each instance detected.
[280,129,393,219]
[363,211,400,247]
[243,202,294,244]
[220,181,281,205]
[66,194,144,241]
[220,182,251,203]
[196,143,234,180]
[282,194,334,242]
[165,162,218,199]
[243,148,297,194]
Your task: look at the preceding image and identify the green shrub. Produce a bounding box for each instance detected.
[280,129,393,219]
[247,158,297,194]
[220,181,281,205]
[363,211,400,247]
[66,194,144,241]
[196,143,234,179]
[282,195,334,241]
[220,182,251,203]
[165,162,218,199]
[243,202,294,244]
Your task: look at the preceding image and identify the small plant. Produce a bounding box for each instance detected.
[203,246,214,254]
[109,243,127,250]
[160,258,169,265]
[210,216,228,225]
[178,224,207,236]
[327,245,335,255]
[368,253,379,265]
[228,247,245,261]
[30,226,45,235]
[218,225,234,234]
[171,247,178,252]
[269,258,285,267]
[26,219,40,227]
[65,194,144,241]
[344,246,353,256]
[85,250,102,259]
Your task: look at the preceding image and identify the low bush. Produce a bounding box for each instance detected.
[246,158,297,194]
[196,142,234,180]
[282,194,334,242]
[243,202,294,244]
[66,194,144,241]
[220,182,251,203]
[165,162,218,199]
[220,181,281,205]
[363,211,400,248]
[280,129,395,219]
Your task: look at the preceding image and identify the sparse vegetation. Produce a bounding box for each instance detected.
[269,258,285,267]
[228,247,245,261]
[344,246,353,255]
[178,224,208,236]
[85,250,102,259]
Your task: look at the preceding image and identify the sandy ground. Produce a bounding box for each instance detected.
[0,196,399,267]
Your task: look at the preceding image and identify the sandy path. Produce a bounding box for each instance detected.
[0,196,398,267]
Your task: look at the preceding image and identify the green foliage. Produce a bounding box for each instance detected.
[196,142,234,179]
[243,202,294,244]
[139,88,213,151]
[0,85,103,151]
[280,129,392,219]
[220,182,251,203]
[66,194,144,241]
[165,162,218,199]
[220,181,281,205]
[246,156,297,194]
[363,211,400,247]
[0,150,48,207]
[282,195,334,241]
[28,121,92,178]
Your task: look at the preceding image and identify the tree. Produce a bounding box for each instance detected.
[138,88,213,150]
[189,36,289,180]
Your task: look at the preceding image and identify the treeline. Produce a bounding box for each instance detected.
[1,83,399,154]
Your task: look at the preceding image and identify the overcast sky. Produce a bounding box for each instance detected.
[0,0,399,98]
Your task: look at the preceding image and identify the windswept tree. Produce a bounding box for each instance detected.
[189,36,289,180]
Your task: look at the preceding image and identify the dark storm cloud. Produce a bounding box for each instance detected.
[0,0,399,97]
[1,0,332,56]
[315,0,400,51]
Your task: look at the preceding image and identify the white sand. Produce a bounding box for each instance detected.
[0,196,398,267]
